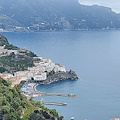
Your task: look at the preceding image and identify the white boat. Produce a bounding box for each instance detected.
[71,117,74,120]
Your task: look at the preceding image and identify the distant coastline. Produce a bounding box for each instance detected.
[1,28,120,33]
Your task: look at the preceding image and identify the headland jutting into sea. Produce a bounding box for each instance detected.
[0,33,78,87]
[0,34,78,108]
[21,57,78,106]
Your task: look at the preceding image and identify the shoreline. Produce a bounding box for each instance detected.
[21,82,38,94]
[33,83,38,91]
[32,70,79,85]
[1,28,120,33]
[21,77,78,98]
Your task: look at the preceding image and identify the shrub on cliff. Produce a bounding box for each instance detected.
[0,67,6,73]
[0,77,28,120]
[29,110,63,120]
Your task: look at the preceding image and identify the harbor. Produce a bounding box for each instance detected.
[21,82,76,106]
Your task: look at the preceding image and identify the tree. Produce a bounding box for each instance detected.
[3,112,19,120]
[50,109,59,117]
[1,106,10,114]
[0,67,6,73]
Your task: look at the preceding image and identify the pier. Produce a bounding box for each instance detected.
[41,101,67,106]
[40,98,67,106]
[30,92,76,98]
[41,92,76,97]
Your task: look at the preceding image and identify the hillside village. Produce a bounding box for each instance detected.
[0,45,18,56]
[0,34,78,87]
[0,35,66,87]
[0,46,66,87]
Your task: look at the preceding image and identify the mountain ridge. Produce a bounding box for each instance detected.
[0,0,120,31]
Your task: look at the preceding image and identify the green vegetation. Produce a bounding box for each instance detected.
[25,51,37,57]
[0,78,64,120]
[4,44,19,50]
[0,77,28,120]
[25,99,62,120]
[0,53,34,73]
[0,34,64,120]
[0,67,6,73]
[0,34,19,50]
[0,34,37,73]
[29,109,63,120]
[47,70,55,77]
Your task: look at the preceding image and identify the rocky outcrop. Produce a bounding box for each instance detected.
[39,70,78,84]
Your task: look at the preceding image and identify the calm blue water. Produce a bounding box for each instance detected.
[1,30,120,120]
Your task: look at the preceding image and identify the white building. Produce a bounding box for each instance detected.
[27,72,34,79]
[28,57,66,80]
[34,73,46,81]
[7,50,18,55]
[14,71,29,78]
[0,49,8,55]
[0,45,5,49]
[54,63,66,72]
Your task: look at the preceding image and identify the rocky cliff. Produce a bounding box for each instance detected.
[36,70,79,84]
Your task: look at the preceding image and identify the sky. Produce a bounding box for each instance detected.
[78,0,120,13]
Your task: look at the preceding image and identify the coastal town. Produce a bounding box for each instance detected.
[0,43,79,85]
[0,35,79,120]
[1,0,120,119]
[1,35,119,120]
[0,40,79,88]
[0,44,66,87]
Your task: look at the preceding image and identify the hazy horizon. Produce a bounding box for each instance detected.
[78,0,120,13]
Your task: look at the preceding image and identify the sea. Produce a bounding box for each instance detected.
[1,30,120,120]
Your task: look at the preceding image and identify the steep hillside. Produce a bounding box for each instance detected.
[0,34,36,73]
[0,78,64,120]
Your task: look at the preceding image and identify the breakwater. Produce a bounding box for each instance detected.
[40,98,67,106]
[41,92,76,97]
[28,92,76,98]
[41,101,67,106]
[24,91,76,106]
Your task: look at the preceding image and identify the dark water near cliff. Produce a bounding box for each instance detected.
[2,30,120,120]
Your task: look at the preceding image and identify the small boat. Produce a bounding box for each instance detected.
[71,117,74,120]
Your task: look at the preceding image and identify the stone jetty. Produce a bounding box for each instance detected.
[41,101,67,106]
[41,92,76,97]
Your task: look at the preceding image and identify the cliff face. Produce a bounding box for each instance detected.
[0,0,120,31]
